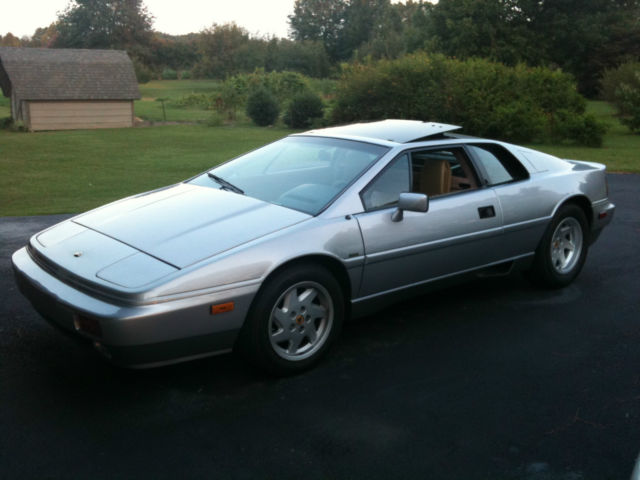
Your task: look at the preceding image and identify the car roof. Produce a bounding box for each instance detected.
[301,120,461,144]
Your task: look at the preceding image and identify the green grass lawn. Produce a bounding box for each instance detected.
[526,101,639,172]
[135,79,223,123]
[0,125,291,216]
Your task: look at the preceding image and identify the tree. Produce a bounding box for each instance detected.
[193,23,261,79]
[28,23,59,47]
[341,0,399,60]
[0,33,22,47]
[265,38,331,77]
[430,0,539,66]
[395,0,434,54]
[54,0,154,52]
[429,0,640,96]
[148,33,199,73]
[289,0,399,61]
[288,0,347,61]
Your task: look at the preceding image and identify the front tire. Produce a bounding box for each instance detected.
[237,263,344,376]
[528,203,589,288]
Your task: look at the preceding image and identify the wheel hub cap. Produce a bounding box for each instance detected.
[550,217,583,275]
[268,281,334,361]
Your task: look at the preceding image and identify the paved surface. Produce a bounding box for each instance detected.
[1,174,639,480]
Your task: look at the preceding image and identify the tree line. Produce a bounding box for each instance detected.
[1,0,640,96]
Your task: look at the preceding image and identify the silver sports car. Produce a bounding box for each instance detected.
[12,120,615,374]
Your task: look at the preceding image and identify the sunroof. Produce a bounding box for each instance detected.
[306,120,462,143]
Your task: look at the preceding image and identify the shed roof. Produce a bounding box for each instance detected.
[0,47,140,101]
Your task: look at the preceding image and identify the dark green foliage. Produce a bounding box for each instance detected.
[133,60,153,84]
[161,68,178,80]
[600,62,640,133]
[173,94,214,109]
[617,83,640,133]
[332,54,606,146]
[246,88,280,126]
[288,0,347,61]
[0,117,27,132]
[284,91,325,128]
[429,0,640,96]
[0,117,14,129]
[54,0,153,51]
[193,23,253,79]
[265,39,331,78]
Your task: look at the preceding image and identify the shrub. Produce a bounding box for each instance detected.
[600,62,640,133]
[284,91,325,128]
[617,80,640,133]
[224,70,309,103]
[173,93,214,109]
[600,61,640,105]
[215,80,245,121]
[332,54,605,146]
[0,117,13,129]
[246,88,280,126]
[161,68,178,80]
[0,117,27,132]
[180,70,192,80]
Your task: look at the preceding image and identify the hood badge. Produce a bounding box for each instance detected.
[73,251,83,258]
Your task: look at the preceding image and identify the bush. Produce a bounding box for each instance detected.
[284,91,325,128]
[0,117,13,129]
[600,61,640,105]
[224,70,309,103]
[246,88,280,126]
[161,68,178,80]
[0,117,27,132]
[601,62,640,133]
[215,81,245,121]
[617,80,640,133]
[332,54,605,146]
[180,70,192,80]
[173,93,214,109]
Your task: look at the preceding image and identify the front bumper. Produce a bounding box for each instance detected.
[12,247,260,368]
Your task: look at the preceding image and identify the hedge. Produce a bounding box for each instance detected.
[332,54,605,146]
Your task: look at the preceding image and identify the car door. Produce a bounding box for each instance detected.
[355,146,505,298]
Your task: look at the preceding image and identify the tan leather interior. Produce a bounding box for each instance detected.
[420,159,451,196]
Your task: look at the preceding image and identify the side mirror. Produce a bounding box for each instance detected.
[391,192,429,222]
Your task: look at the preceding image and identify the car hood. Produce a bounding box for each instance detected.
[73,183,311,269]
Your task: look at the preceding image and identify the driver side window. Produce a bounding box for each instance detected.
[361,147,481,211]
[361,154,410,210]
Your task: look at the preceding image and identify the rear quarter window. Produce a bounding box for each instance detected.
[468,144,529,186]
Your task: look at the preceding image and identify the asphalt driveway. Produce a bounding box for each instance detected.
[1,174,638,480]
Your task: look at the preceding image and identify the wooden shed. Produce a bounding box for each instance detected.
[0,47,140,131]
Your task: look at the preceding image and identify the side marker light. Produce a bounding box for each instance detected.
[211,302,234,315]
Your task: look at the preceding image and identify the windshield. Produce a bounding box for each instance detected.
[189,136,389,215]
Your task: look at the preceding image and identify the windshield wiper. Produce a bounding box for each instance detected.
[207,172,244,195]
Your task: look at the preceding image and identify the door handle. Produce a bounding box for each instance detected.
[478,205,496,219]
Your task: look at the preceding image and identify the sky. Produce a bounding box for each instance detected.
[0,0,300,39]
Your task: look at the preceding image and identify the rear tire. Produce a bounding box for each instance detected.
[237,263,344,376]
[527,204,589,288]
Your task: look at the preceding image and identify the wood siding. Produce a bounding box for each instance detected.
[27,100,133,131]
